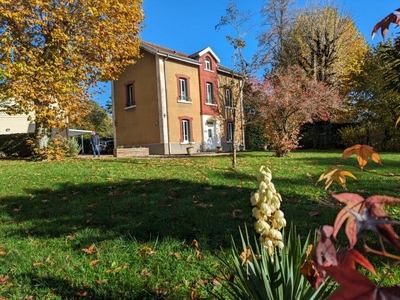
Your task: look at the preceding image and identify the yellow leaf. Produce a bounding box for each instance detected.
[316,167,356,189]
[396,116,400,128]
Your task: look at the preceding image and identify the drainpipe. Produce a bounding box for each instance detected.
[111,80,117,147]
[162,54,171,154]
[240,79,245,150]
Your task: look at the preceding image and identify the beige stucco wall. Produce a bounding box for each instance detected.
[0,112,35,134]
[164,59,201,148]
[113,51,160,147]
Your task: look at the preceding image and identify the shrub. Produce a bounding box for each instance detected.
[0,133,34,157]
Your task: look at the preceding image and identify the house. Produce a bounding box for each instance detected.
[0,109,35,134]
[112,41,245,155]
[0,105,92,152]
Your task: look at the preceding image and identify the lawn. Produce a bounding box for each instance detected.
[0,151,399,299]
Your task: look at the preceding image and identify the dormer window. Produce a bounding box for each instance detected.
[205,57,211,70]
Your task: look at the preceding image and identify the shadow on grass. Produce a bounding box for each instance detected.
[1,176,338,250]
[21,273,156,299]
[2,178,252,249]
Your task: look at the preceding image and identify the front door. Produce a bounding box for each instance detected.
[205,123,216,150]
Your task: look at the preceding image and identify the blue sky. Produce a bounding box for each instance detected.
[94,0,397,107]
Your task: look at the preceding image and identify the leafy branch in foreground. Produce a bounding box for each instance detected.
[316,144,384,190]
[309,192,400,299]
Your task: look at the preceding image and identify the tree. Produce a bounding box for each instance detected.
[77,100,113,138]
[345,41,400,150]
[0,0,143,150]
[258,0,295,71]
[252,66,341,157]
[216,0,255,169]
[104,97,113,115]
[262,1,368,90]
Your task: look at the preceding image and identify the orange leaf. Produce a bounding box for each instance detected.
[75,291,87,297]
[341,144,381,169]
[0,276,8,284]
[140,268,151,277]
[239,245,253,265]
[90,260,100,267]
[94,279,107,285]
[82,244,102,255]
[196,249,203,260]
[191,239,199,250]
[190,289,196,300]
[82,244,95,255]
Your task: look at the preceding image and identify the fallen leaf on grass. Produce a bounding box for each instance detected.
[0,276,8,284]
[114,264,127,273]
[196,202,213,208]
[13,205,22,213]
[82,244,102,255]
[140,268,151,277]
[139,246,156,258]
[94,280,107,285]
[204,187,212,190]
[90,260,100,267]
[192,239,203,260]
[231,209,243,219]
[32,262,42,267]
[190,289,196,299]
[75,291,87,297]
[212,277,222,286]
[309,211,320,217]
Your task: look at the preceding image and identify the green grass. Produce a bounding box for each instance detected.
[0,150,399,299]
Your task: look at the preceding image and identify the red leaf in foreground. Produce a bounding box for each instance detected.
[371,9,400,39]
[325,266,400,300]
[366,195,400,249]
[324,266,375,300]
[332,193,365,247]
[336,248,376,275]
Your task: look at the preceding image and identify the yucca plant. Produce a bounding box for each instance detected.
[214,223,336,300]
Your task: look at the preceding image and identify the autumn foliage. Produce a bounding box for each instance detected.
[251,66,341,157]
[302,192,400,299]
[0,0,144,132]
[310,137,400,298]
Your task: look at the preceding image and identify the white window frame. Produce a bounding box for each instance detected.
[179,78,189,101]
[225,88,232,108]
[227,122,233,142]
[182,119,190,143]
[206,82,214,104]
[126,83,135,107]
[205,57,211,70]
